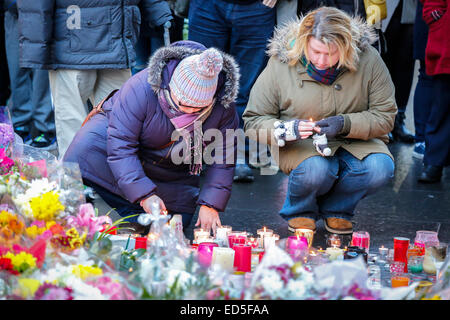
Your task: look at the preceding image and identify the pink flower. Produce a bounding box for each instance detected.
[67,203,112,239]
[87,276,134,300]
[0,148,14,174]
[37,230,53,241]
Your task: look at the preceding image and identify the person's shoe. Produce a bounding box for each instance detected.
[14,126,32,144]
[233,163,254,182]
[392,113,414,143]
[324,218,353,235]
[83,186,99,203]
[418,165,443,183]
[288,217,316,233]
[412,142,425,159]
[30,132,57,151]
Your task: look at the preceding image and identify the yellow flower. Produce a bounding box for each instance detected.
[18,278,41,299]
[66,227,86,249]
[0,210,11,226]
[71,264,103,280]
[3,251,37,272]
[29,191,65,221]
[25,225,46,239]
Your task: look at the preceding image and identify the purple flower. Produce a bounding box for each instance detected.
[0,123,14,147]
[34,283,74,300]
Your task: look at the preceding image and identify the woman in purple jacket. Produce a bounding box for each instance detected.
[64,40,240,235]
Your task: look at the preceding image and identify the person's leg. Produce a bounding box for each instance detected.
[419,74,450,183]
[0,12,10,107]
[412,59,434,159]
[29,68,56,149]
[188,0,230,51]
[382,5,415,143]
[48,69,97,158]
[132,33,152,75]
[4,11,33,142]
[280,155,339,231]
[319,149,394,226]
[228,1,275,180]
[92,69,131,106]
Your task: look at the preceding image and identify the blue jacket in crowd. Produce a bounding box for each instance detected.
[16,0,172,70]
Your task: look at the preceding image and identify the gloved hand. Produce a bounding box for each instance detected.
[274,119,315,147]
[314,115,344,139]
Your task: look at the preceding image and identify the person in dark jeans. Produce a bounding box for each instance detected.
[417,0,450,183]
[382,0,416,143]
[412,0,433,159]
[0,9,10,107]
[188,0,277,182]
[3,1,56,148]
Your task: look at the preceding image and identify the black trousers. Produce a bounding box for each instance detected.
[382,3,415,114]
[424,75,450,167]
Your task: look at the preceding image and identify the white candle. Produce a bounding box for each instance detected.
[264,234,279,250]
[326,247,344,261]
[212,247,235,272]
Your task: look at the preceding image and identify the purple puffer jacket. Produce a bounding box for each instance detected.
[64,41,240,214]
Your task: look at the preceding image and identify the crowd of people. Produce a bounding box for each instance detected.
[0,0,448,236]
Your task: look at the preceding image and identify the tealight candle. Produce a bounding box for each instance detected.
[257,227,273,249]
[212,247,235,272]
[326,247,344,261]
[379,246,389,262]
[194,228,210,241]
[326,234,342,248]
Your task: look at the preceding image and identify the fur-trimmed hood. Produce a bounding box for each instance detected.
[147,40,240,109]
[267,15,378,64]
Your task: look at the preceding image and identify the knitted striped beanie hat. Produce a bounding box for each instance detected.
[169,48,223,108]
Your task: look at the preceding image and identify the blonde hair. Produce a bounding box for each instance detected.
[287,7,362,72]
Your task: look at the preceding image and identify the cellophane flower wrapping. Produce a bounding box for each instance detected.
[0,106,17,159]
[247,245,316,300]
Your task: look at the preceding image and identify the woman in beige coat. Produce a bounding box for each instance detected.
[243,7,397,235]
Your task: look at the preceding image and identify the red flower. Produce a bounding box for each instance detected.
[0,257,19,275]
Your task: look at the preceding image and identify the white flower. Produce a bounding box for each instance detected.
[166,269,195,291]
[286,280,307,299]
[259,270,284,298]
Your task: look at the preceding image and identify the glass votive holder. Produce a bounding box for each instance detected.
[389,261,406,274]
[215,225,232,245]
[197,242,219,268]
[391,272,410,288]
[408,255,424,274]
[228,231,247,249]
[351,231,370,253]
[246,237,259,249]
[430,242,448,262]
[326,233,343,248]
[194,228,211,242]
[294,228,314,248]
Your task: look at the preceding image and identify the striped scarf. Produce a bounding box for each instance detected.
[300,56,344,85]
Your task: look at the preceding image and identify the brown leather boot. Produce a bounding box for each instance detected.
[324,218,353,235]
[288,217,316,233]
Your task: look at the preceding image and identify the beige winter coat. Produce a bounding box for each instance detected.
[243,18,397,175]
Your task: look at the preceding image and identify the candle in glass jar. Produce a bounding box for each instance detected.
[326,247,344,261]
[228,231,247,249]
[247,237,259,249]
[263,234,279,250]
[212,247,235,272]
[215,225,232,246]
[198,242,219,268]
[194,228,211,242]
[233,244,252,272]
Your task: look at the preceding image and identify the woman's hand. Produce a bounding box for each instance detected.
[298,120,316,139]
[195,205,221,235]
[140,194,167,214]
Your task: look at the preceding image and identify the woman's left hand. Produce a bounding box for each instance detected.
[195,205,222,236]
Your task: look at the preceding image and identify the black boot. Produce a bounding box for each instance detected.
[392,112,414,143]
[418,165,443,183]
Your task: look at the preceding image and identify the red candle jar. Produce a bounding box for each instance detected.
[286,236,309,251]
[134,236,147,250]
[394,237,410,272]
[351,231,370,253]
[228,232,247,249]
[233,244,251,272]
[198,242,218,268]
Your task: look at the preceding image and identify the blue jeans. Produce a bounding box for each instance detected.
[413,60,434,143]
[4,11,54,134]
[188,0,275,128]
[280,149,395,222]
[84,179,194,229]
[131,29,164,75]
